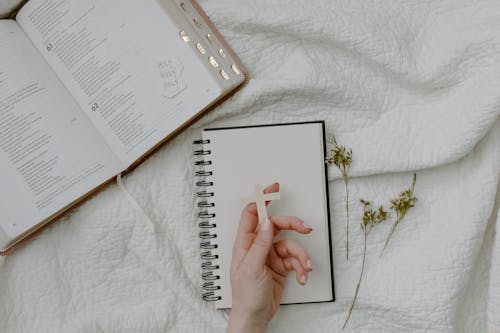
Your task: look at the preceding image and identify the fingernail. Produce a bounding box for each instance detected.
[262,217,271,231]
[300,274,307,284]
[306,260,313,270]
[301,221,313,230]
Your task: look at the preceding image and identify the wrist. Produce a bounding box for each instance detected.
[227,308,269,333]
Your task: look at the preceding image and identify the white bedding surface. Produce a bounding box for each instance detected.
[1,0,500,332]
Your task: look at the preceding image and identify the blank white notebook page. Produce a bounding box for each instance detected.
[202,122,334,309]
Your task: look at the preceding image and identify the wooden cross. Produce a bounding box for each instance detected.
[242,184,280,222]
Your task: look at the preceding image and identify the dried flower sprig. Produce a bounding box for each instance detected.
[379,172,418,257]
[326,136,352,260]
[343,200,387,330]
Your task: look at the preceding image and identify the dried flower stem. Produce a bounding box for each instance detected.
[379,172,418,257]
[344,177,350,260]
[326,136,352,260]
[380,214,400,257]
[342,226,367,330]
[343,200,387,330]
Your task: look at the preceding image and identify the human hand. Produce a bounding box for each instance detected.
[226,183,313,333]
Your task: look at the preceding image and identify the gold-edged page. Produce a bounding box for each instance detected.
[158,0,245,92]
[177,0,246,84]
[16,0,225,167]
[0,21,121,250]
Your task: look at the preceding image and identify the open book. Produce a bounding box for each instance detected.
[0,0,247,254]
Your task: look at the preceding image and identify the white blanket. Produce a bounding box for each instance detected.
[1,0,499,332]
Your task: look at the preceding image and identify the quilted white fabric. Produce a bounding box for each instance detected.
[1,0,500,332]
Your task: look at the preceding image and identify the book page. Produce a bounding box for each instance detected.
[17,0,223,167]
[0,21,121,246]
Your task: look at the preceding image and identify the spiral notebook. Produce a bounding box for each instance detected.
[194,121,335,309]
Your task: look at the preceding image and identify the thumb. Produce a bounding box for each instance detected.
[246,217,274,268]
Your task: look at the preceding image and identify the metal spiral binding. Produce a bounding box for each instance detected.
[194,139,221,302]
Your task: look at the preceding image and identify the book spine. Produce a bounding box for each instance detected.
[193,139,221,302]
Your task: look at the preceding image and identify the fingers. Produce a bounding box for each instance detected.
[268,242,313,286]
[240,182,280,222]
[245,217,274,268]
[233,183,279,262]
[236,182,280,240]
[270,216,313,236]
[274,239,312,274]
[283,257,309,285]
